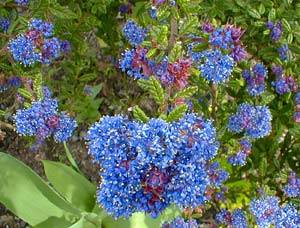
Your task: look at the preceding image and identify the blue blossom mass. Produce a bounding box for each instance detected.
[249,195,279,228]
[161,216,198,228]
[123,19,147,46]
[215,208,248,228]
[86,114,224,218]
[188,48,234,84]
[228,103,272,139]
[13,93,76,142]
[8,18,70,66]
[242,63,267,96]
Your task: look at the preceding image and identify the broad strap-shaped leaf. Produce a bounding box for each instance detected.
[43,160,97,212]
[0,152,80,228]
[102,205,181,228]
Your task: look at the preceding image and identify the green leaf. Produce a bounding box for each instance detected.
[33,73,43,100]
[173,86,198,100]
[226,180,251,192]
[167,104,188,122]
[258,3,265,15]
[0,110,5,116]
[178,16,198,36]
[259,157,268,177]
[168,43,182,63]
[49,3,78,19]
[287,33,293,44]
[137,77,165,105]
[282,18,292,32]
[0,152,80,228]
[248,8,261,19]
[261,92,275,105]
[102,205,181,228]
[43,160,96,212]
[268,8,276,21]
[17,88,32,99]
[146,48,157,59]
[133,106,150,123]
[79,73,98,82]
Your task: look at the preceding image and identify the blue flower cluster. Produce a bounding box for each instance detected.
[120,47,192,88]
[215,208,248,228]
[277,44,289,61]
[294,93,300,123]
[15,0,30,6]
[275,203,300,228]
[266,21,283,42]
[0,76,22,91]
[13,90,76,142]
[249,195,279,228]
[283,171,300,198]
[204,23,247,62]
[242,63,267,96]
[228,103,272,139]
[8,18,70,66]
[271,74,298,95]
[86,113,223,218]
[189,48,234,84]
[0,17,10,31]
[250,195,300,228]
[123,19,147,47]
[161,216,198,228]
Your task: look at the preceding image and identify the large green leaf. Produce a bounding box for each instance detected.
[102,205,181,228]
[43,160,96,212]
[0,152,80,228]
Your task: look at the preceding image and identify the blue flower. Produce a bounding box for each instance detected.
[275,203,300,228]
[228,103,272,138]
[8,34,41,66]
[228,151,247,166]
[277,44,289,61]
[216,208,248,228]
[123,19,147,46]
[86,114,221,218]
[28,18,54,37]
[13,97,76,142]
[15,0,30,6]
[0,17,10,31]
[283,172,300,198]
[161,216,198,228]
[249,195,279,228]
[242,63,267,96]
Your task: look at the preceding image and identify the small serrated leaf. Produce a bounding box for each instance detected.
[0,110,5,116]
[268,8,276,21]
[146,48,157,59]
[167,104,188,122]
[261,93,275,105]
[149,76,165,105]
[282,18,292,32]
[18,88,32,99]
[258,4,265,15]
[287,33,293,44]
[248,8,261,19]
[168,43,182,63]
[173,86,198,100]
[133,106,150,123]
